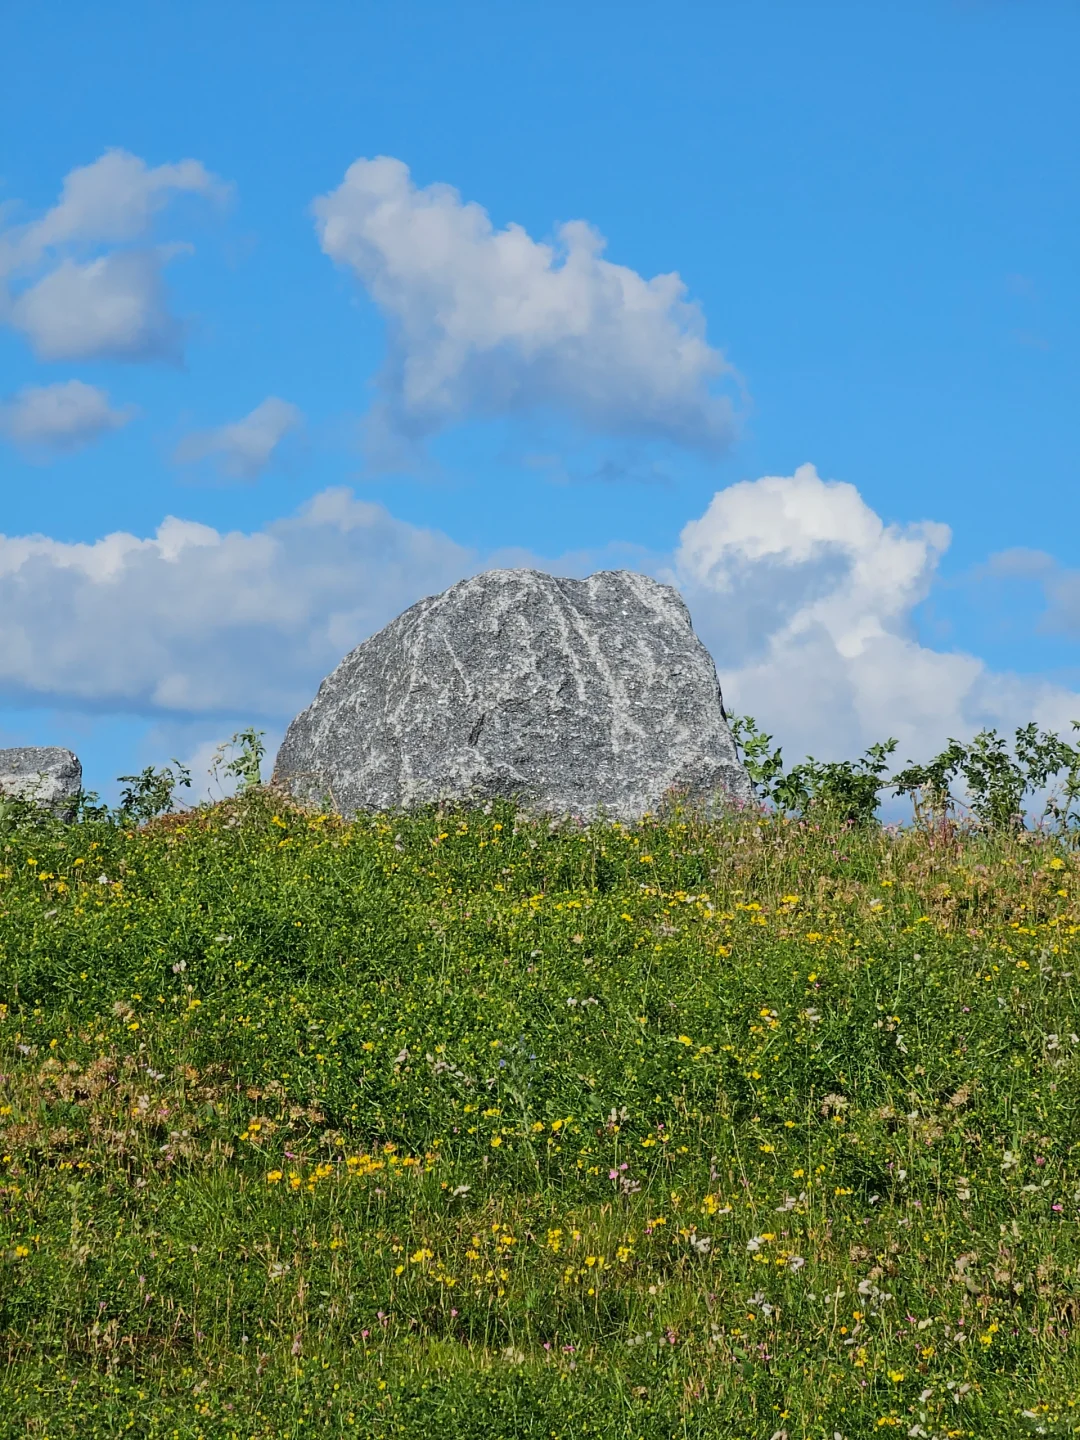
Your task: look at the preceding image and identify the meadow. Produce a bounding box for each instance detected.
[0,787,1078,1437]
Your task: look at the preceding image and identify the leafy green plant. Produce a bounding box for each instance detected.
[210,727,266,794]
[0,791,50,836]
[728,713,787,800]
[115,761,192,823]
[71,789,111,823]
[894,723,1080,832]
[891,738,969,828]
[730,714,896,824]
[733,712,1080,833]
[1016,720,1080,829]
[776,740,898,826]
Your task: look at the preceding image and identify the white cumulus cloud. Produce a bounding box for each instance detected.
[0,149,227,363]
[175,396,304,480]
[674,463,1080,763]
[0,380,134,454]
[0,489,473,718]
[314,156,734,464]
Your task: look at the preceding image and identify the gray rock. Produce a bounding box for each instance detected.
[0,746,82,819]
[275,568,750,822]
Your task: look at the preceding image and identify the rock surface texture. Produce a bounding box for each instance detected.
[275,569,750,822]
[0,747,82,818]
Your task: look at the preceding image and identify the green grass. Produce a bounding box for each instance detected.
[0,794,1078,1437]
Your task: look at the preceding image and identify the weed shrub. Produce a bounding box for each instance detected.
[0,795,1078,1437]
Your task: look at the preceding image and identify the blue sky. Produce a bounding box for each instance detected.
[1,0,1079,798]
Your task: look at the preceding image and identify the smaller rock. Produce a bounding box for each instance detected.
[0,747,82,819]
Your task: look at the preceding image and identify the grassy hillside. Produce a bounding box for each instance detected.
[0,795,1077,1437]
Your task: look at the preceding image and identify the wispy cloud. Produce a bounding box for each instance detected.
[0,380,135,455]
[175,397,304,480]
[986,547,1080,640]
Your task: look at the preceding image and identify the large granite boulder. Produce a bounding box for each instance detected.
[273,568,750,821]
[0,746,82,819]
